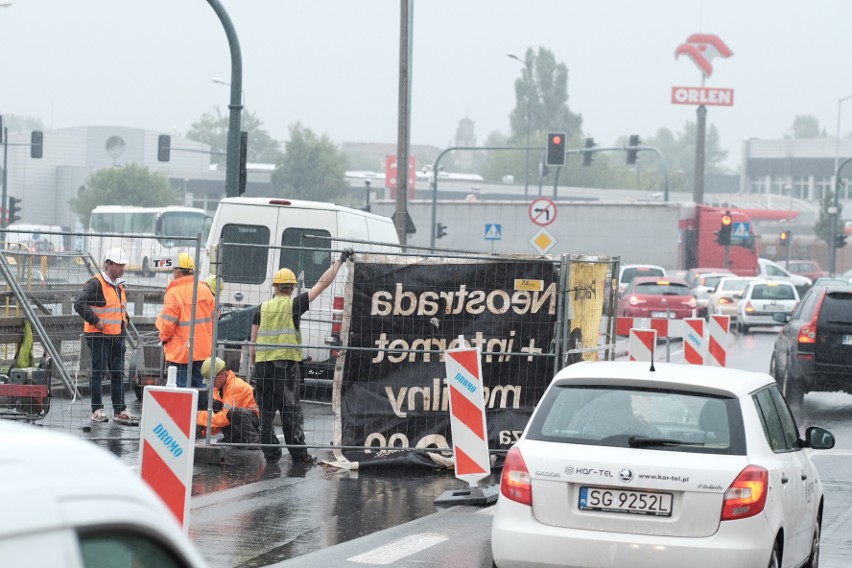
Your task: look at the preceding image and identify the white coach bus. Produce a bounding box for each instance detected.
[88,205,213,275]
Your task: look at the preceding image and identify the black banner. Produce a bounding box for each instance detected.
[337,257,559,468]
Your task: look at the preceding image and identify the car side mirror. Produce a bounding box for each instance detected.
[805,426,835,450]
[732,294,742,300]
[772,312,789,324]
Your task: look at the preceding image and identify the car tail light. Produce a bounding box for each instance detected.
[797,321,817,344]
[500,447,532,506]
[687,296,697,308]
[744,301,754,314]
[628,295,646,306]
[331,296,344,335]
[721,465,768,521]
[719,297,732,305]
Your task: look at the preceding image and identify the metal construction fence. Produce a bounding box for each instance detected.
[1,226,619,467]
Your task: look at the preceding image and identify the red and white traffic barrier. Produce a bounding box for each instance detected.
[682,318,705,365]
[707,314,731,367]
[629,328,657,362]
[445,340,490,487]
[617,317,679,338]
[138,366,198,531]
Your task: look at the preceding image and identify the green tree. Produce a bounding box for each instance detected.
[813,188,842,245]
[790,115,826,138]
[186,107,283,165]
[70,164,178,228]
[271,123,350,204]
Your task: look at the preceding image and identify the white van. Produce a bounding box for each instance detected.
[3,223,66,253]
[202,197,400,381]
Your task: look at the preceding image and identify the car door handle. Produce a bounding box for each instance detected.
[781,474,789,484]
[801,472,808,481]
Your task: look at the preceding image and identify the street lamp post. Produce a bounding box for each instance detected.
[784,184,794,268]
[212,77,245,108]
[507,52,532,198]
[831,94,852,275]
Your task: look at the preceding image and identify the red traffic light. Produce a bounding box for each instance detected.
[550,135,562,145]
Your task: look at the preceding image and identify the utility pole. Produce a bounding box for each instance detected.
[394,0,413,246]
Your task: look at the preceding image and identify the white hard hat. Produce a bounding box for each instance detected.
[104,248,129,265]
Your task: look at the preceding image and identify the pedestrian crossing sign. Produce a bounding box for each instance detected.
[485,224,502,240]
[732,221,750,239]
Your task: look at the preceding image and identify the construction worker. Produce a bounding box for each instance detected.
[156,252,215,404]
[250,247,354,464]
[196,357,260,444]
[74,248,138,425]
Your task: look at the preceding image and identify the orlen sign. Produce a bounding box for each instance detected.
[671,86,734,107]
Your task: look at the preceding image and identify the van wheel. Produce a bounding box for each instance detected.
[804,520,820,568]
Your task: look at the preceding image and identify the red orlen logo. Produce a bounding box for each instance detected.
[675,33,733,77]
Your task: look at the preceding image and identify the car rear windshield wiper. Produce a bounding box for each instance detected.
[628,436,704,447]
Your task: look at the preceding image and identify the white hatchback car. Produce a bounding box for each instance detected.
[737,280,800,334]
[707,276,761,317]
[618,264,666,295]
[0,421,209,568]
[491,361,834,568]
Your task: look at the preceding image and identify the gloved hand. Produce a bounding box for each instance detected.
[212,399,224,412]
[339,248,355,263]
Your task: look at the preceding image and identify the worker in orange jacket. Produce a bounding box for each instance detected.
[156,253,215,401]
[196,357,260,444]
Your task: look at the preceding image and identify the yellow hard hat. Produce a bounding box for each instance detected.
[200,357,226,377]
[205,274,218,293]
[177,252,194,271]
[273,268,297,285]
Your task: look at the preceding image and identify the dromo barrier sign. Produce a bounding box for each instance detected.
[434,337,498,507]
[138,366,197,532]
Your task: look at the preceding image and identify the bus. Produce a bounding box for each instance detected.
[88,205,213,275]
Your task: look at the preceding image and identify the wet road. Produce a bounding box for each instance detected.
[37,326,852,567]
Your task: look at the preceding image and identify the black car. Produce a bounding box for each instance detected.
[770,284,852,408]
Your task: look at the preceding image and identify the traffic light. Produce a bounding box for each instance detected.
[157,134,171,162]
[582,137,596,166]
[7,196,21,224]
[714,210,733,246]
[545,132,567,167]
[836,233,848,248]
[30,131,43,159]
[238,131,248,195]
[779,230,790,247]
[626,134,640,165]
[435,222,447,239]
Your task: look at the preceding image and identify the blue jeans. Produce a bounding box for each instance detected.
[171,360,208,409]
[87,335,127,414]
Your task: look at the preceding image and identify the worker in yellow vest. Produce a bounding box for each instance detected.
[250,248,354,464]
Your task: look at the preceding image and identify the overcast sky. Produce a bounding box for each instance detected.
[2,0,851,171]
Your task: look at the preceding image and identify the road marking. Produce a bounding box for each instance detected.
[347,532,449,565]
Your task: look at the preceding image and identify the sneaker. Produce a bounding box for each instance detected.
[91,409,108,423]
[114,409,139,425]
[294,454,316,465]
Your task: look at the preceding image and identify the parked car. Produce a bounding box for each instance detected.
[757,258,812,296]
[812,276,852,288]
[617,264,666,295]
[736,280,800,334]
[0,421,209,568]
[617,276,696,319]
[706,276,761,317]
[491,360,835,568]
[785,260,828,282]
[688,271,734,318]
[770,284,852,409]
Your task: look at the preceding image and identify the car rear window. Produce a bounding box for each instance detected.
[720,279,749,292]
[700,275,725,289]
[621,267,664,284]
[526,385,746,455]
[820,291,852,322]
[633,282,691,295]
[750,284,795,300]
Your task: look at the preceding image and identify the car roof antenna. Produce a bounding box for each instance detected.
[649,360,656,372]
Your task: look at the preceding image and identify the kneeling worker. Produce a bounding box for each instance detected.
[196,357,260,445]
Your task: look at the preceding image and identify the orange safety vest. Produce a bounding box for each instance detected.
[156,275,215,364]
[82,275,127,336]
[196,371,259,433]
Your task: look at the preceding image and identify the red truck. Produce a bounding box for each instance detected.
[680,205,759,276]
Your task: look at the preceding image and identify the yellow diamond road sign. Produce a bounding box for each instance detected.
[529,228,556,254]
